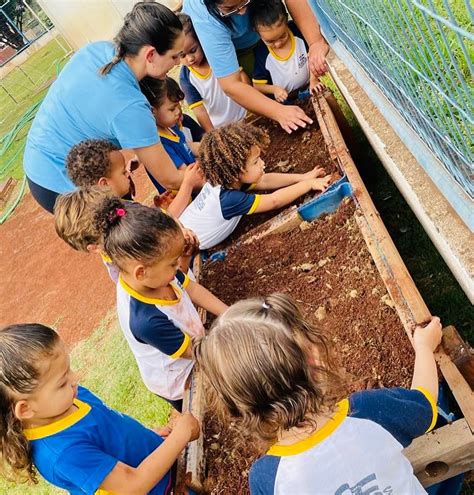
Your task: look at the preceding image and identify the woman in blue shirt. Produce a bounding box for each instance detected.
[182,0,329,133]
[24,2,191,213]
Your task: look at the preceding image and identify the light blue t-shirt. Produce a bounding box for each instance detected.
[23,41,159,193]
[183,0,259,78]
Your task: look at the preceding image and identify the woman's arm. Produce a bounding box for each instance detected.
[192,105,214,132]
[186,279,228,316]
[286,0,329,77]
[219,72,312,133]
[135,142,185,191]
[99,413,200,495]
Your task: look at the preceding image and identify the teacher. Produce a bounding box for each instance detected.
[182,0,329,133]
[24,3,187,213]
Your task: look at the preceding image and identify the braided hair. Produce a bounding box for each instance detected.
[199,123,270,188]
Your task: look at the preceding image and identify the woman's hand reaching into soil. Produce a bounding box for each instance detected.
[276,104,313,134]
[308,175,332,191]
[301,166,326,181]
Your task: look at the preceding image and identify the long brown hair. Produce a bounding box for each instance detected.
[194,293,343,444]
[0,324,60,483]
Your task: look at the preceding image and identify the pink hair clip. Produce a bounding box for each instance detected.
[116,208,126,217]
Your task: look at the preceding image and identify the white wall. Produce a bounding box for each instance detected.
[36,1,180,50]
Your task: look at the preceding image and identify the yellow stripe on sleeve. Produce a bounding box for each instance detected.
[252,79,268,84]
[247,194,261,215]
[170,333,191,359]
[181,273,190,288]
[189,100,204,110]
[414,387,438,432]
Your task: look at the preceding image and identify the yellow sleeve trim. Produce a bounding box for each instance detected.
[247,194,261,215]
[246,183,257,191]
[414,387,438,432]
[181,273,190,289]
[189,100,204,110]
[252,79,268,84]
[170,333,191,359]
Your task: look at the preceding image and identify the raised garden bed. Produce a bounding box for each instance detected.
[175,94,474,494]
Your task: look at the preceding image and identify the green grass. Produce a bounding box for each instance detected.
[0,313,171,494]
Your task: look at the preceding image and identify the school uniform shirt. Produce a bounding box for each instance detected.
[148,125,196,193]
[180,65,247,128]
[24,41,159,194]
[253,23,310,94]
[249,387,438,495]
[116,270,204,401]
[179,182,261,249]
[25,386,171,495]
[100,252,119,284]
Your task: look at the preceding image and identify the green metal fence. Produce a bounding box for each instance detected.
[315,0,473,201]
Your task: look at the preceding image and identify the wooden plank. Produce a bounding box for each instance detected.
[442,325,474,389]
[242,206,301,244]
[404,419,474,487]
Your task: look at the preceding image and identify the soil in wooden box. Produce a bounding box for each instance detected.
[200,199,415,494]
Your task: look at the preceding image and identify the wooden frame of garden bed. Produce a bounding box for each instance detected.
[175,94,473,493]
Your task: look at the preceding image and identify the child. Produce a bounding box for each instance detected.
[54,185,120,282]
[179,122,331,249]
[250,0,323,102]
[140,76,200,194]
[0,323,199,493]
[94,197,228,410]
[194,293,442,494]
[66,139,134,198]
[178,13,248,131]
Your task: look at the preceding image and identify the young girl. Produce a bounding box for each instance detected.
[0,323,199,494]
[178,13,248,131]
[94,197,228,410]
[179,122,331,249]
[194,293,442,494]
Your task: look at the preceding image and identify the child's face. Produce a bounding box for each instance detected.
[105,151,131,198]
[140,233,185,289]
[180,33,205,68]
[239,145,265,184]
[153,95,183,129]
[16,343,79,425]
[257,19,290,50]
[146,31,185,80]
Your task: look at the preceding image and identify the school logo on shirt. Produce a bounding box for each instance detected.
[335,473,393,495]
[195,184,211,210]
[298,53,307,70]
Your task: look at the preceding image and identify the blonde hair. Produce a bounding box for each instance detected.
[54,186,113,251]
[194,293,343,444]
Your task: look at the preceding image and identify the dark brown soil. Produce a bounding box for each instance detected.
[200,199,415,494]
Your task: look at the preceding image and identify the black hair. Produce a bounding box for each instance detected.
[94,197,181,269]
[177,12,198,41]
[140,76,184,109]
[100,2,183,75]
[250,0,288,30]
[203,0,238,27]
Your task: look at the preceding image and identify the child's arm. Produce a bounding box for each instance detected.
[254,176,331,213]
[411,317,442,401]
[99,413,200,494]
[187,140,200,157]
[253,166,326,191]
[310,73,325,95]
[192,105,214,132]
[240,69,251,85]
[186,279,228,317]
[253,82,289,103]
[166,163,203,218]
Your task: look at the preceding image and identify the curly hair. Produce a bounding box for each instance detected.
[66,139,119,187]
[93,196,181,270]
[198,123,270,188]
[54,186,113,251]
[193,293,344,444]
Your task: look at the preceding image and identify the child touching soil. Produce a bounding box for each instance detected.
[94,197,228,411]
[194,293,442,494]
[179,122,331,249]
[0,323,199,494]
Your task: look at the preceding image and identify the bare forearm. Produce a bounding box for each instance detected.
[167,183,193,218]
[257,181,311,212]
[193,106,214,132]
[256,173,304,190]
[411,346,439,401]
[286,0,323,45]
[253,83,277,97]
[187,281,228,316]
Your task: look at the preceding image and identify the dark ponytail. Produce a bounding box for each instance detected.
[100,2,183,75]
[94,197,181,269]
[0,324,60,483]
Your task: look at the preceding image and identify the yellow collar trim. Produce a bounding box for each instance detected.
[23,399,91,440]
[267,399,349,456]
[119,276,182,306]
[189,65,212,80]
[268,30,295,62]
[159,128,180,142]
[100,251,112,263]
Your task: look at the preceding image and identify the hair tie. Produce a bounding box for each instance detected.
[116,208,126,217]
[262,301,270,310]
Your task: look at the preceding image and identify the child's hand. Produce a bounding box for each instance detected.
[309,174,332,191]
[274,86,289,103]
[413,317,442,353]
[310,78,326,96]
[174,412,201,442]
[153,191,175,210]
[183,162,204,189]
[182,228,200,256]
[301,166,326,181]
